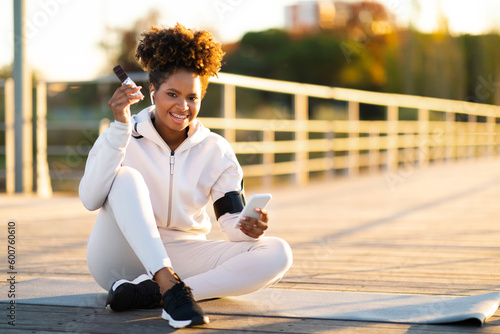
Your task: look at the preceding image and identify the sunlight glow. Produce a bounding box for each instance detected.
[1,0,498,81]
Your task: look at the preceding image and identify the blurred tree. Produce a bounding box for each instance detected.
[99,4,499,106]
[392,28,466,101]
[0,65,12,79]
[223,29,388,92]
[99,10,159,73]
[0,64,39,84]
[460,33,500,105]
[224,27,499,105]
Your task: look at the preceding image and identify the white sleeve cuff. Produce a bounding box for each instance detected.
[106,121,132,149]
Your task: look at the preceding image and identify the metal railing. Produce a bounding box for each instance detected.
[2,72,500,195]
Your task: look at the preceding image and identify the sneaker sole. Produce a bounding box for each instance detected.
[106,274,152,311]
[111,274,151,291]
[161,310,209,328]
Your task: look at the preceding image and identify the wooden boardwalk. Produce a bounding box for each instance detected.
[2,157,500,333]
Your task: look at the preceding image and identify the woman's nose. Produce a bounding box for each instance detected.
[177,99,188,111]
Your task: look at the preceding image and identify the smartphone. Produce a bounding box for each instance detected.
[234,194,272,229]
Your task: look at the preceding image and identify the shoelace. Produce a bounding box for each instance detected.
[168,282,196,307]
[132,281,161,308]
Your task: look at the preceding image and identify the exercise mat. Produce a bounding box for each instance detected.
[1,278,499,326]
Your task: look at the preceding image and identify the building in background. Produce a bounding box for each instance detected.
[285,1,394,37]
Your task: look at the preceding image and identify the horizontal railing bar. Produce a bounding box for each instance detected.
[47,121,102,131]
[48,170,84,179]
[30,118,500,135]
[212,73,500,118]
[43,72,500,119]
[46,145,93,155]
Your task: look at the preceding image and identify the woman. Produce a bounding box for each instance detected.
[79,24,293,329]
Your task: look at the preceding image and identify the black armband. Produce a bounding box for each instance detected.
[213,191,246,220]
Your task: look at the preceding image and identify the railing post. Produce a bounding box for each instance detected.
[387,105,398,172]
[445,112,455,162]
[222,84,236,143]
[417,108,429,167]
[262,129,274,188]
[368,122,379,174]
[497,120,500,157]
[487,116,495,158]
[401,122,412,168]
[294,94,308,185]
[495,119,500,157]
[5,78,15,194]
[23,96,33,194]
[468,115,477,159]
[347,101,359,177]
[99,118,110,134]
[36,81,52,198]
[325,123,335,178]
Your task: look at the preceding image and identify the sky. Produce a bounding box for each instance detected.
[1,0,499,82]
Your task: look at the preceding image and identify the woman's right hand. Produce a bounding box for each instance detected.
[108,84,144,124]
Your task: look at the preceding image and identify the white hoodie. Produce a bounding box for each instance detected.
[79,106,254,242]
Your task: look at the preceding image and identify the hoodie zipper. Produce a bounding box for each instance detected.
[165,127,192,227]
[167,150,175,226]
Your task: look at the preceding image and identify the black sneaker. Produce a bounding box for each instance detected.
[162,280,209,328]
[106,274,162,312]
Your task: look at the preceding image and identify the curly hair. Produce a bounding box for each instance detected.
[135,23,225,98]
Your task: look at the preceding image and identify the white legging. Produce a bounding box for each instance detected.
[86,167,293,301]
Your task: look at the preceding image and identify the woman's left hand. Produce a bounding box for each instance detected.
[237,208,269,239]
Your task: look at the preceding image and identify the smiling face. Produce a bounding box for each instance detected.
[150,69,202,149]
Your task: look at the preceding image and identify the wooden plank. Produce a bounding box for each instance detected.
[2,158,500,332]
[2,303,494,334]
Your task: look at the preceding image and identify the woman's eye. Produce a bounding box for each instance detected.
[189,96,198,102]
[167,92,177,98]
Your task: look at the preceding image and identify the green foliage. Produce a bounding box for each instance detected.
[223,28,500,105]
[0,65,12,79]
[224,30,365,88]
[460,33,500,105]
